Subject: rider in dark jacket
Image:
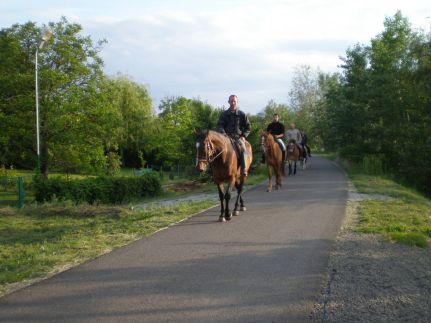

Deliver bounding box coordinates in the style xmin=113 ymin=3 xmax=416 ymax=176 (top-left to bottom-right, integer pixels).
xmin=266 ymin=113 xmax=286 ymax=163
xmin=301 ymin=131 xmax=312 ymax=157
xmin=216 ymin=94 xmax=251 ymax=176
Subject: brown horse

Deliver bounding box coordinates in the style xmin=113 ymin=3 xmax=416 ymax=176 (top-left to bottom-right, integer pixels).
xmin=195 ymin=130 xmax=253 ymax=222
xmin=286 ymin=139 xmax=300 ymax=175
xmin=261 ymin=131 xmax=285 ymax=192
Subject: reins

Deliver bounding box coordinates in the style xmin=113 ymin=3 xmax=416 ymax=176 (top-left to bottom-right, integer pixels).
xmin=208 ymin=147 xmax=225 ymax=163
xmin=197 ymin=133 xmax=227 ymax=164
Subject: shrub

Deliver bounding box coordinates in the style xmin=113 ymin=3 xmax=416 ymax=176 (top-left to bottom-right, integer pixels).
xmin=362 ymin=155 xmax=384 ymax=175
xmin=34 ymin=173 xmax=161 ymax=205
xmin=106 ymin=152 xmax=122 ymax=176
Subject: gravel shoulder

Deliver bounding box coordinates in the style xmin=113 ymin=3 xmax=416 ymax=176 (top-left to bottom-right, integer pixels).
xmin=312 ymin=182 xmax=431 ymax=322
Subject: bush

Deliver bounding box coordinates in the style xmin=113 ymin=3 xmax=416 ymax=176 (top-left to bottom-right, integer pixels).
xmin=106 ymin=152 xmax=122 ymax=176
xmin=34 ymin=173 xmax=161 ymax=205
xmin=362 ymin=155 xmax=384 ymax=175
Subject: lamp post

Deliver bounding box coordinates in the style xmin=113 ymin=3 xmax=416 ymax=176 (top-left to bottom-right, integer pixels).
xmin=35 ymin=28 xmax=52 ymax=174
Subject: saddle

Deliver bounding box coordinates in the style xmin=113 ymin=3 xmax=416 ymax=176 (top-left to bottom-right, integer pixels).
xmin=228 ymin=137 xmax=245 ymax=166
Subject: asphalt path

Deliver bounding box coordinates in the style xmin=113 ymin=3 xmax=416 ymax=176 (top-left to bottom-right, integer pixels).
xmin=0 ymin=156 xmax=348 ymax=322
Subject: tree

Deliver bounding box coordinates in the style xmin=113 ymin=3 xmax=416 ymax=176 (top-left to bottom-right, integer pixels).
xmin=0 ymin=17 xmax=120 ymax=177
xmin=106 ymin=75 xmax=155 ymax=168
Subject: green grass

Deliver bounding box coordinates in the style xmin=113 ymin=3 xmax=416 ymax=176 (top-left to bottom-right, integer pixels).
xmin=0 ymin=163 xmax=266 ymax=295
xmin=338 ymin=159 xmax=431 ymax=248
xmin=0 ymin=200 xmax=216 ymax=295
xmin=356 ymin=199 xmax=431 ymax=247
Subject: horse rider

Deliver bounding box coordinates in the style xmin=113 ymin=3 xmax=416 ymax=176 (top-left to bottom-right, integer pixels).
xmin=301 ymin=131 xmax=312 ymax=157
xmin=216 ymin=94 xmax=251 ymax=176
xmin=286 ymin=123 xmax=304 ymax=156
xmin=265 ymin=113 xmax=286 ymax=163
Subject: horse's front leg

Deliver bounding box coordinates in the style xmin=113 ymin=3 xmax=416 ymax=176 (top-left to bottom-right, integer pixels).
xmin=288 ymin=161 xmax=292 ymax=175
xmin=267 ymin=165 xmax=273 ymax=192
xmin=294 ymin=161 xmax=297 ymax=175
xmin=217 ymin=183 xmax=225 ymax=222
xmin=233 ymin=182 xmax=244 ymax=216
xmin=239 ymin=194 xmax=246 ymax=211
xmin=224 ymin=179 xmax=235 ymax=221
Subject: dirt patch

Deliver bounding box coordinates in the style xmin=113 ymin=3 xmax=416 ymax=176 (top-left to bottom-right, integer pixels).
xmin=171 ymin=181 xmax=206 ymax=192
xmin=312 ymin=183 xmax=431 ymax=322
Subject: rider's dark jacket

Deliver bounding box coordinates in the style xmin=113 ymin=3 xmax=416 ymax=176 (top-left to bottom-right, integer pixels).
xmin=302 ymin=133 xmax=308 ymax=145
xmin=267 ymin=121 xmax=285 ymax=137
xmin=216 ymin=108 xmax=251 ymax=138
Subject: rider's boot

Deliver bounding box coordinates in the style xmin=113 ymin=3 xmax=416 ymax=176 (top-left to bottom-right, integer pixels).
xmin=240 ymin=153 xmax=247 ymax=177
xmin=282 ymin=150 xmax=286 ymax=163
xmin=261 ymin=153 xmax=265 ymax=164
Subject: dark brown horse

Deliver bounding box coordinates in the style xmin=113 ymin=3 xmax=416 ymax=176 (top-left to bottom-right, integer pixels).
xmin=261 ymin=131 xmax=285 ymax=192
xmin=195 ymin=130 xmax=253 ymax=222
xmin=286 ymin=139 xmax=300 ymax=175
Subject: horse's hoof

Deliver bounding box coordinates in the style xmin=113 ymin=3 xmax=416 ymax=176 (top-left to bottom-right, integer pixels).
xmin=218 ymin=216 xmax=226 ymax=222
xmin=240 ymin=206 xmax=246 ymax=211
xmin=226 ymin=213 xmax=232 ymax=221
xmin=234 ymin=210 xmax=240 ymax=216
xmin=267 ymin=188 xmax=272 ymax=192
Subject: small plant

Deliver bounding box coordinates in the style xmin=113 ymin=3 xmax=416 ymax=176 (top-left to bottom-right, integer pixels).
xmin=106 ymin=152 xmax=122 ymax=176
xmin=362 ymin=155 xmax=384 ymax=175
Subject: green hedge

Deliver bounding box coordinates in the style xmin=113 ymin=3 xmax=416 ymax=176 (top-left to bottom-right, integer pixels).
xmin=34 ymin=173 xmax=161 ymax=204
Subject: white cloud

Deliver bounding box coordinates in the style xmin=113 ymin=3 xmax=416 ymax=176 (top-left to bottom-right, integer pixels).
xmin=1 ymin=0 xmax=430 ymax=112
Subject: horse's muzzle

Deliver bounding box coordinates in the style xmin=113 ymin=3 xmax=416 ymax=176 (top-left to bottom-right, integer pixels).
xmin=196 ymin=161 xmax=208 ymax=172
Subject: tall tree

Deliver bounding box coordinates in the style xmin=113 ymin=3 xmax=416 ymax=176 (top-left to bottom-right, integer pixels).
xmin=106 ymin=75 xmax=155 ymax=168
xmin=0 ymin=18 xmax=120 ymax=176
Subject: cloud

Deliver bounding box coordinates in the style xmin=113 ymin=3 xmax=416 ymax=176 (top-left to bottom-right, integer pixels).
xmin=2 ymin=0 xmax=430 ymax=113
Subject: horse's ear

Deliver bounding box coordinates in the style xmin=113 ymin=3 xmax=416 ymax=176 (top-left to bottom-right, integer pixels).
xmin=206 ymin=129 xmax=210 ymax=135
xmin=192 ymin=128 xmax=198 ymax=136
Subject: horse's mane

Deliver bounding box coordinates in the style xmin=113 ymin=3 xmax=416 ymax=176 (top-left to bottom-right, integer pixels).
xmin=263 ymin=131 xmax=275 ymax=156
xmin=207 ymin=130 xmax=229 ymax=144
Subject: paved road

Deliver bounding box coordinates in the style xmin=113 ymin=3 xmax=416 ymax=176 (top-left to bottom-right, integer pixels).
xmin=0 ymin=156 xmax=347 ymax=323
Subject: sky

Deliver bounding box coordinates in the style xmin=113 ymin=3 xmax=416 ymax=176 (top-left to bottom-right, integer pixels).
xmin=1 ymin=0 xmax=430 ymax=113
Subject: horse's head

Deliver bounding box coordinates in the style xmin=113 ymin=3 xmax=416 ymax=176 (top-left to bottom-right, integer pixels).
xmin=287 ymin=140 xmax=296 ymax=153
xmin=261 ymin=131 xmax=275 ymax=150
xmin=195 ymin=130 xmax=213 ymax=172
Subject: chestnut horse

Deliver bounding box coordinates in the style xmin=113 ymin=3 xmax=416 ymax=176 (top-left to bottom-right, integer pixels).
xmin=261 ymin=131 xmax=285 ymax=192
xmin=195 ymin=130 xmax=253 ymax=222
xmin=286 ymin=139 xmax=300 ymax=175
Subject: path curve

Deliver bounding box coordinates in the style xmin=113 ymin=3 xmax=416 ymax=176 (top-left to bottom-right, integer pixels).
xmin=0 ymin=156 xmax=347 ymax=322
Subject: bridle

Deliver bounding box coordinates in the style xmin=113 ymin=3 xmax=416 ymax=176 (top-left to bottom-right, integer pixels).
xmin=287 ymin=141 xmax=295 ymax=153
xmin=261 ymin=133 xmax=273 ymax=155
xmin=196 ymin=135 xmax=226 ymax=166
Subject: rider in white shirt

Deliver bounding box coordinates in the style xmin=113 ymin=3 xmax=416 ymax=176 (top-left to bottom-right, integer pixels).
xmin=286 ymin=123 xmax=304 ymax=155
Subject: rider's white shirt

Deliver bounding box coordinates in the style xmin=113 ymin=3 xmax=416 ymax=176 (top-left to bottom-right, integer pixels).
xmin=286 ymin=129 xmax=302 ymax=143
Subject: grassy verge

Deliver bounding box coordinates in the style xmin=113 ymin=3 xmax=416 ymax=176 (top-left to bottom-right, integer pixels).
xmin=340 ymin=162 xmax=431 ymax=248
xmin=0 ymin=200 xmax=216 ymax=296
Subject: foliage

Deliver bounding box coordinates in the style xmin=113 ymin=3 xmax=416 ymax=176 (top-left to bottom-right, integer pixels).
xmin=105 ymin=75 xmax=155 ymax=168
xmin=0 ymin=18 xmax=121 ymax=176
xmin=153 ymin=97 xmax=221 ymax=167
xmin=316 ymin=11 xmax=431 ymax=195
xmin=33 ymin=173 xmax=161 ymax=204
xmin=105 ymin=151 xmax=122 ymax=176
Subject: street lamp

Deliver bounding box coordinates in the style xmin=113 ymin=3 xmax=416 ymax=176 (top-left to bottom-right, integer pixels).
xmin=35 ymin=28 xmax=52 ymax=174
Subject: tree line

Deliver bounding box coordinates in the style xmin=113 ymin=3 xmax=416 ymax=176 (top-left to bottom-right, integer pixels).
xmin=312 ymin=11 xmax=431 ymax=195
xmin=1 ymin=13 xmax=429 ymax=195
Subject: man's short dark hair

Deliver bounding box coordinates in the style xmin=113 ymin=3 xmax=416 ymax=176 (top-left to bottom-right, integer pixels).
xmin=273 ymin=113 xmax=279 ymax=117
xmin=228 ymin=94 xmax=238 ymax=101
